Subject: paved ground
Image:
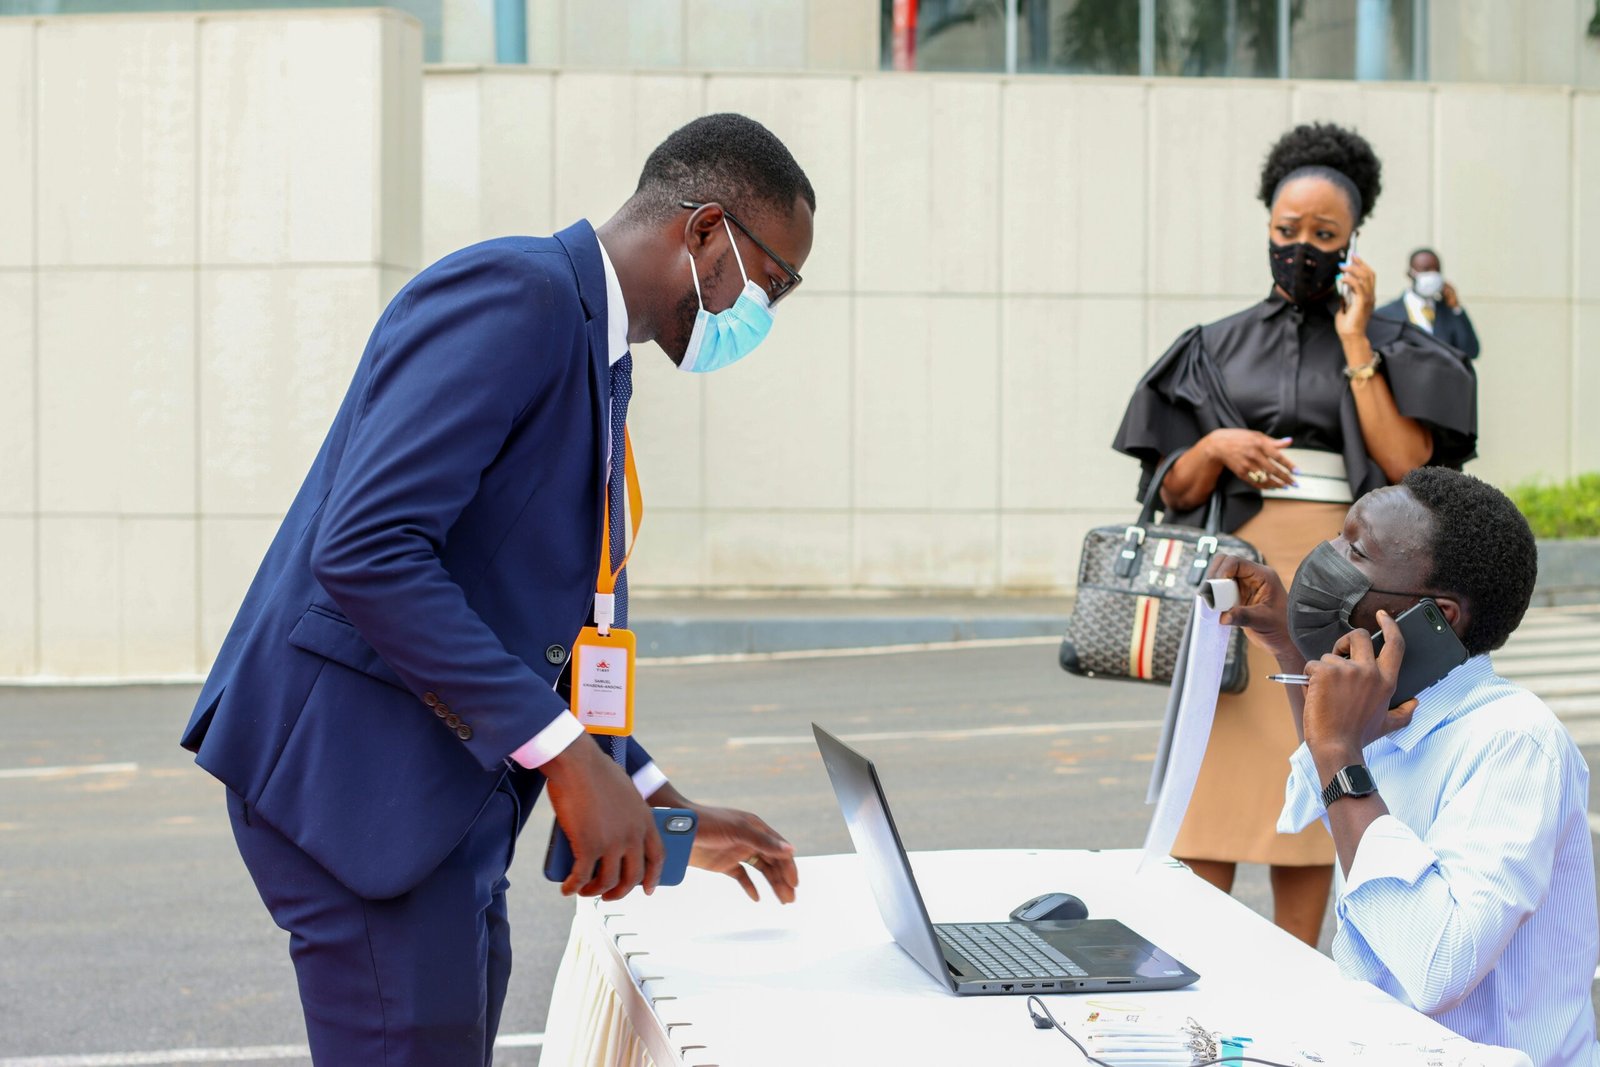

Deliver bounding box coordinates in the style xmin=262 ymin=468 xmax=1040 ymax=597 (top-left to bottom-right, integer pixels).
xmin=3 ymin=604 xmax=1599 ymax=1065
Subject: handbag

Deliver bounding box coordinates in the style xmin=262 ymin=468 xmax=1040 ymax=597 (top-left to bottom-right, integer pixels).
xmin=1058 ymin=449 xmax=1261 ymax=693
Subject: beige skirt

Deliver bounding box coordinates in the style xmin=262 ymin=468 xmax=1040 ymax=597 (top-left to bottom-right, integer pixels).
xmin=1169 ymin=499 xmax=1348 ymax=867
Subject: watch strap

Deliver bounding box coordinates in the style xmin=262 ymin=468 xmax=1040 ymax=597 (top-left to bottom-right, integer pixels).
xmin=1321 ymin=764 xmax=1376 ymax=808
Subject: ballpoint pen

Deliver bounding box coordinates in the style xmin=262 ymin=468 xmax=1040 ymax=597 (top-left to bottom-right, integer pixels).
xmin=1266 ymin=673 xmax=1310 ymax=685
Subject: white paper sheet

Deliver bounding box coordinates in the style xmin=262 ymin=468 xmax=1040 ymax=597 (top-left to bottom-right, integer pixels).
xmin=1140 ymin=593 xmax=1231 ymax=871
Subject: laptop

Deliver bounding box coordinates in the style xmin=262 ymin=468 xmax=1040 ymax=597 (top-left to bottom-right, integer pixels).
xmin=814 ymin=723 xmax=1200 ymax=996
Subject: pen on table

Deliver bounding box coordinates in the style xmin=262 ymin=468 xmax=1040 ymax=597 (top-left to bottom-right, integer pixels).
xmin=1267 ymin=673 xmax=1310 ymax=686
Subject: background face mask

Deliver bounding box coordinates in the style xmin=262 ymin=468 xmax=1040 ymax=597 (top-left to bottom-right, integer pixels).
xmin=679 ymin=218 xmax=774 ymax=374
xmin=1412 ymin=271 xmax=1445 ymax=299
xmin=1268 ymin=240 xmax=1344 ymax=305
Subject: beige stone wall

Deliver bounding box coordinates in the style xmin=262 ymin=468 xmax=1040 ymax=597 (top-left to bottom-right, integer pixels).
xmin=0 ymin=9 xmax=422 ymax=678
xmin=422 ymin=68 xmax=1600 ymax=597
xmin=1430 ymin=0 xmax=1600 ymax=88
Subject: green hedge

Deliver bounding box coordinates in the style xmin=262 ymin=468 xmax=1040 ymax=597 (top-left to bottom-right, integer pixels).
xmin=1510 ymin=474 xmax=1600 ymax=540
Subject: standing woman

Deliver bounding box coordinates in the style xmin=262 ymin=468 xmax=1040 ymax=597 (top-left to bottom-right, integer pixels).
xmin=1111 ymin=123 xmax=1476 ymax=945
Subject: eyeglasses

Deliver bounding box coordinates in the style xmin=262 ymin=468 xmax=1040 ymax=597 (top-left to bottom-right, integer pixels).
xmin=680 ymin=200 xmax=803 ymax=305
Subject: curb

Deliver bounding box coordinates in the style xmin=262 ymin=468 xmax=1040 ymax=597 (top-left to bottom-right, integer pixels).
xmin=632 ymin=615 xmax=1065 ymax=659
xmin=1534 ymin=539 xmax=1600 ymax=607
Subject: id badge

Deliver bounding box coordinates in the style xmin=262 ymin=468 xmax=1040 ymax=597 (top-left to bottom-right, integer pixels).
xmin=570 ymin=625 xmax=635 ymax=736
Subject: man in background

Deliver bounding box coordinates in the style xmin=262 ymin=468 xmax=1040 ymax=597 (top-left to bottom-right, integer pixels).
xmin=1375 ymin=247 xmax=1480 ymax=360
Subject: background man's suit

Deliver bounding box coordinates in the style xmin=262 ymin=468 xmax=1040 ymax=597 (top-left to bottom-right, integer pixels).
xmin=1375 ymin=293 xmax=1480 ymax=361
xmin=181 ymin=219 xmax=651 ymax=1063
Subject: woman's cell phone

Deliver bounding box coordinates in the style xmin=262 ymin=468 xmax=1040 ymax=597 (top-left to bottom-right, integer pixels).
xmin=1369 ymin=597 xmax=1468 ymax=706
xmin=543 ymin=807 xmax=698 ymax=887
xmin=1337 ymin=233 xmax=1358 ymax=307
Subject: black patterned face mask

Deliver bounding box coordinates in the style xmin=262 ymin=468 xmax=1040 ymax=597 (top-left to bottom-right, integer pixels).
xmin=1287 ymin=541 xmax=1431 ymax=662
xmin=1268 ymin=240 xmax=1344 ymax=306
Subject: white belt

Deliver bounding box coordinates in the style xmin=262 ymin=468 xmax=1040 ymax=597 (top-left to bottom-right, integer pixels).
xmin=1261 ymin=447 xmax=1352 ymax=504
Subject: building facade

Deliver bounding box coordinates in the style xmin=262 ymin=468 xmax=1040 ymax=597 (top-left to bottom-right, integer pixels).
xmin=2 ymin=4 xmax=1598 ymax=678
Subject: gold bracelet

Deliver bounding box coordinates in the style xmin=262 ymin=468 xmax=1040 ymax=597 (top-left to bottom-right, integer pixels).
xmin=1343 ymin=352 xmax=1384 ymax=383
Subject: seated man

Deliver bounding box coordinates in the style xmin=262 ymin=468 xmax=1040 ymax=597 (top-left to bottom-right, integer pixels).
xmin=1213 ymin=467 xmax=1598 ymax=1067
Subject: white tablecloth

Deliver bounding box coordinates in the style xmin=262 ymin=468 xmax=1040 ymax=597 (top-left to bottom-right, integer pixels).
xmin=541 ymin=849 xmax=1529 ymax=1067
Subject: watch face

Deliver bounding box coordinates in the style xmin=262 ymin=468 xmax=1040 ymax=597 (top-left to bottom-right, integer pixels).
xmin=1341 ymin=765 xmax=1377 ymax=795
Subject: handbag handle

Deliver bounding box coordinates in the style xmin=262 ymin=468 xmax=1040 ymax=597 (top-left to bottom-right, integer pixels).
xmin=1135 ymin=448 xmax=1189 ymax=528
xmin=1116 ymin=447 xmax=1225 ymax=584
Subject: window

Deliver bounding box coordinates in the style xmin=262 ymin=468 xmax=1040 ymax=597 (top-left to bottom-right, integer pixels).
xmin=881 ymin=0 xmax=1428 ymax=80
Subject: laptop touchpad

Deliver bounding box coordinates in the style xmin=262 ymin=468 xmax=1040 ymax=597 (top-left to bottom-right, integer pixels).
xmin=1074 ymin=943 xmax=1153 ymax=967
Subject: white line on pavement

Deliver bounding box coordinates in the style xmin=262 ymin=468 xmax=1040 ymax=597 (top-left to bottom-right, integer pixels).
xmin=0 ymin=1047 xmax=308 ymax=1066
xmin=0 ymin=1034 xmax=544 ymax=1067
xmin=728 ymin=719 xmax=1163 ymax=748
xmin=642 ymin=634 xmax=1060 ymax=667
xmin=0 ymin=762 xmax=138 ymax=782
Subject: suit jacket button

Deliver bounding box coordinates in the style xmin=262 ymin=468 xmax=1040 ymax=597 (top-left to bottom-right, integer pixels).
xmin=545 ymin=644 xmax=566 ymax=665
xmin=445 ymin=713 xmax=461 ymax=729
xmin=456 ymin=725 xmax=473 ymax=741
xmin=423 ymin=692 xmax=439 ymax=707
xmin=433 ymin=705 xmax=448 ymax=719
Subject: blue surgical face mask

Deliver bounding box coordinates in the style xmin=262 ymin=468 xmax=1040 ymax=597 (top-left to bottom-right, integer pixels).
xmin=678 ymin=219 xmax=774 ymax=374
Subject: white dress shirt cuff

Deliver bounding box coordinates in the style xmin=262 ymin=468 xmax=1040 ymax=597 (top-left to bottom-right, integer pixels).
xmin=632 ymin=761 xmax=668 ymax=800
xmin=1339 ymin=814 xmax=1437 ymax=902
xmin=510 ymin=712 xmax=585 ymax=769
xmin=1276 ymin=742 xmax=1327 ymax=833
xmin=510 ymin=717 xmax=667 ymax=799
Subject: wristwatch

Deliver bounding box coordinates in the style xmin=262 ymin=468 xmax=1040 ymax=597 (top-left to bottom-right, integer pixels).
xmin=1320 ymin=764 xmax=1377 ymax=808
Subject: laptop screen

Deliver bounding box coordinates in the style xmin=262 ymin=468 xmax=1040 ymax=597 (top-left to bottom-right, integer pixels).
xmin=813 ymin=724 xmax=954 ymax=990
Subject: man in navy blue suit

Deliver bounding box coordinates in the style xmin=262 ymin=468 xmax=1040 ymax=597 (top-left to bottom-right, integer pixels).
xmin=181 ymin=113 xmax=814 ymax=1065
xmin=1374 ymin=248 xmax=1480 ymax=361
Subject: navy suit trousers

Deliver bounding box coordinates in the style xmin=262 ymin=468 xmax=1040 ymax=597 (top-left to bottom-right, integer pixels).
xmin=228 ymin=781 xmax=520 ymax=1066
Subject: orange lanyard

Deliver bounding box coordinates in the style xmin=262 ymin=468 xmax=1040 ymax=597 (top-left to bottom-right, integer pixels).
xmin=594 ymin=428 xmax=643 ymax=636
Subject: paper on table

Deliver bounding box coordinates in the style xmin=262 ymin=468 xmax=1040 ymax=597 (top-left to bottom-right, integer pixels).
xmin=1140 ymin=593 xmax=1230 ymax=872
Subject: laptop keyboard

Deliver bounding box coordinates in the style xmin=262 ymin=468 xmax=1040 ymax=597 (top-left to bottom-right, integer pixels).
xmin=939 ymin=923 xmax=1089 ymax=980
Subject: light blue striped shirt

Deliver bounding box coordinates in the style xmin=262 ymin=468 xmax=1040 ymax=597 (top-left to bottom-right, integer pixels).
xmin=1278 ymin=655 xmax=1600 ymax=1067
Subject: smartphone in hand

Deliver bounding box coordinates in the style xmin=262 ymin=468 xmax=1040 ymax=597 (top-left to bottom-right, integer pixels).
xmin=1337 ymin=232 xmax=1359 ymax=307
xmin=1370 ymin=597 xmax=1468 ymax=706
xmin=543 ymin=807 xmax=698 ymax=887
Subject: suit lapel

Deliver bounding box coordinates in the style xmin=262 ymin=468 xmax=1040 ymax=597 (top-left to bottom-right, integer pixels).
xmin=555 ymin=219 xmax=613 ymax=570
xmin=587 ymin=315 xmax=609 ymax=531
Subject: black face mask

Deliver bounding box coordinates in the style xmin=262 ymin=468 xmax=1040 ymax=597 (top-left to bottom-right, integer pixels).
xmin=1287 ymin=541 xmax=1431 ymax=662
xmin=1268 ymin=240 xmax=1344 ymax=306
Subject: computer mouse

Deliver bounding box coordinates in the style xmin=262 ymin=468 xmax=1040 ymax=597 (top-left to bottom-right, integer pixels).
xmin=1010 ymin=891 xmax=1088 ymax=923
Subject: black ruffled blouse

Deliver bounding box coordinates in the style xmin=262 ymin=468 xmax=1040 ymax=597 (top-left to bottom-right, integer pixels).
xmin=1112 ymin=290 xmax=1478 ymax=533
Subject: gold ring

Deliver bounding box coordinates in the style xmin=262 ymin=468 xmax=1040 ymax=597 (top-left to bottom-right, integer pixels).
xmin=1247 ymin=470 xmax=1267 ymax=484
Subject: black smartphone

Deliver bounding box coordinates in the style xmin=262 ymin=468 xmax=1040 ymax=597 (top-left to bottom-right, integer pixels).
xmin=1369 ymin=597 xmax=1468 ymax=705
xmin=543 ymin=807 xmax=698 ymax=886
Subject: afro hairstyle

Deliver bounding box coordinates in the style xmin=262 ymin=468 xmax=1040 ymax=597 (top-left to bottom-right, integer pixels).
xmin=1259 ymin=121 xmax=1383 ymax=226
xmin=1402 ymin=467 xmax=1538 ymax=656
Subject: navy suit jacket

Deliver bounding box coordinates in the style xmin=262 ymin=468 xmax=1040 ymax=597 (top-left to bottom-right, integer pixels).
xmin=182 ymin=221 xmax=654 ymax=900
xmin=1375 ymin=293 xmax=1480 ymax=360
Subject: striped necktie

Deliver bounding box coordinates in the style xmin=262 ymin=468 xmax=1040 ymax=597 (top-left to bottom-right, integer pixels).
xmin=604 ymin=352 xmax=632 ymax=765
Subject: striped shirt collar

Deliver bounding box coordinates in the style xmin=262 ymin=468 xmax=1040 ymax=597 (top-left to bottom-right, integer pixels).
xmin=1382 ymin=653 xmax=1496 ymax=754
